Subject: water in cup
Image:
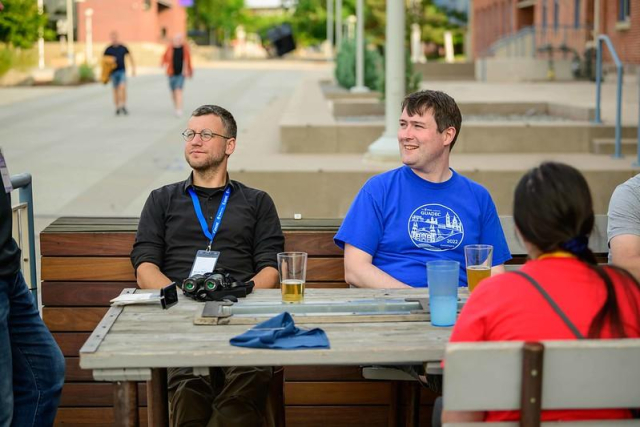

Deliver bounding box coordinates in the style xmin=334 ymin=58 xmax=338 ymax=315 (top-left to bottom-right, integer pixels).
xmin=281 ymin=279 xmax=305 ymax=303
xmin=427 ymin=260 xmax=459 ymax=327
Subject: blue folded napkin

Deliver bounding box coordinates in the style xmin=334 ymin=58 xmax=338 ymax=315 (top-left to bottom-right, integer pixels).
xmin=230 ymin=312 xmax=330 ymax=350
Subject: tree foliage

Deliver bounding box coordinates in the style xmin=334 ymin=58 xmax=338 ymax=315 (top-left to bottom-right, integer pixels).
xmin=0 ymin=0 xmax=47 ymax=48
xmin=188 ymin=0 xmax=246 ymax=45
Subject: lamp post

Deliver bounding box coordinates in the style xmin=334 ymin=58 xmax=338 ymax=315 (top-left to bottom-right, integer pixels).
xmin=326 ymin=0 xmax=334 ymax=59
xmin=350 ymin=0 xmax=368 ymax=93
xmin=366 ymin=0 xmax=405 ymax=159
xmin=335 ymin=0 xmax=342 ymax=50
xmin=37 ymin=0 xmax=44 ymax=69
xmin=66 ymin=0 xmax=75 ymax=65
xmin=85 ymin=8 xmax=93 ymax=64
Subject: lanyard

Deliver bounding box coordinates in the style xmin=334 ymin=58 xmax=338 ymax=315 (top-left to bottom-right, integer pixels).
xmin=188 ymin=186 xmax=231 ymax=251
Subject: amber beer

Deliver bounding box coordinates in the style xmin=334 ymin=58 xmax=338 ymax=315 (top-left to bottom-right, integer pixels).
xmin=281 ymin=279 xmax=305 ymax=303
xmin=466 ymin=266 xmax=491 ymax=292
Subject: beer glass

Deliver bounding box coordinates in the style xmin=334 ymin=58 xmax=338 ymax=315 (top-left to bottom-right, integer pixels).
xmin=277 ymin=252 xmax=307 ymax=303
xmin=464 ymin=244 xmax=493 ymax=292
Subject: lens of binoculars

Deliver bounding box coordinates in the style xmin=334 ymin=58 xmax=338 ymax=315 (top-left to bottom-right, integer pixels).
xmin=182 ymin=274 xmax=207 ymax=293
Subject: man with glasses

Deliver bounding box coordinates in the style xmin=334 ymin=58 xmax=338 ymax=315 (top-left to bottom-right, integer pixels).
xmin=131 ymin=105 xmax=284 ymax=426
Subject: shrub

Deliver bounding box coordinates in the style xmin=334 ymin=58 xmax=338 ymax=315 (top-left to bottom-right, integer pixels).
xmin=334 ymin=39 xmax=381 ymax=91
xmin=78 ymin=63 xmax=95 ymax=82
xmin=0 ymin=48 xmax=11 ymax=77
xmin=0 ymin=46 xmax=36 ymax=77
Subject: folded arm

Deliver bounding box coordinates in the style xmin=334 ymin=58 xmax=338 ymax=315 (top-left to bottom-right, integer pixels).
xmin=136 ymin=262 xmax=172 ymax=289
xmin=610 ymin=234 xmax=640 ymax=282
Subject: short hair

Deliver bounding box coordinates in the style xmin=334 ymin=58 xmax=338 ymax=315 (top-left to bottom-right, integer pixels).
xmin=191 ymin=105 xmax=237 ymax=139
xmin=401 ymin=90 xmax=462 ymax=150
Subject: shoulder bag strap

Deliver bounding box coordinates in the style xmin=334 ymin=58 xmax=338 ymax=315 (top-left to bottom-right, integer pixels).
xmin=512 ymin=270 xmax=585 ymax=339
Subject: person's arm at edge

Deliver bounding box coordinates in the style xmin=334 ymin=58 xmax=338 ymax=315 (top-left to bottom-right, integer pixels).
xmin=136 ymin=262 xmax=172 ymax=289
xmin=251 ymin=266 xmax=278 ymax=289
xmin=610 ymin=234 xmax=640 ymax=282
xmin=127 ymin=49 xmax=136 ymax=76
xmin=491 ymin=265 xmax=505 ymax=275
xmin=344 ymin=244 xmax=411 ymax=289
xmin=442 ymin=410 xmax=484 ymax=423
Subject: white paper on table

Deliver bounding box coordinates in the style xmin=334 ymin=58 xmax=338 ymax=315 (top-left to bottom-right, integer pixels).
xmin=110 ymin=293 xmax=161 ymax=306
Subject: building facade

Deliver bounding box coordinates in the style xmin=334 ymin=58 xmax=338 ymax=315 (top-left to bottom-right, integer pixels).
xmin=473 ymin=0 xmax=638 ymax=64
xmin=75 ymin=0 xmax=187 ymax=44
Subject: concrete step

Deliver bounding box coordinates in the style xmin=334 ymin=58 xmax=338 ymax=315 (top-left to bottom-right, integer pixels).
xmin=414 ymin=62 xmax=475 ymax=81
xmin=229 ymin=153 xmax=640 ymax=218
xmin=592 ymin=138 xmax=640 ymax=155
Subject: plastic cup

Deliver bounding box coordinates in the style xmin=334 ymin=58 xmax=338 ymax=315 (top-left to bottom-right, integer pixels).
xmin=464 ymin=244 xmax=493 ymax=292
xmin=427 ymin=260 xmax=460 ymax=327
xmin=277 ymin=252 xmax=307 ymax=303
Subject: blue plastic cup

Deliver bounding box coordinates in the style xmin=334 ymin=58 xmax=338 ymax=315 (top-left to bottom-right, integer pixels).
xmin=427 ymin=260 xmax=460 ymax=327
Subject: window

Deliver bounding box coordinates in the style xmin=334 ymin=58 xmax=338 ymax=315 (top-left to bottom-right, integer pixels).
xmin=542 ymin=0 xmax=547 ymax=29
xmin=619 ymin=0 xmax=631 ymax=22
xmin=574 ymin=0 xmax=580 ymax=29
xmin=553 ymin=0 xmax=559 ymax=31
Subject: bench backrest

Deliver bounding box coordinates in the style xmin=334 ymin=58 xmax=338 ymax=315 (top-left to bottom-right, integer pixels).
xmin=443 ymin=340 xmax=640 ymax=413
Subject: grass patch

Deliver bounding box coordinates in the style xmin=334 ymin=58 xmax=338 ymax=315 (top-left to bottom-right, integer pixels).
xmin=0 ymin=45 xmax=37 ymax=77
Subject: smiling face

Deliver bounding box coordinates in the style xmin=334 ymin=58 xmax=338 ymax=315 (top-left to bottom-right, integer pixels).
xmin=398 ymin=107 xmax=456 ymax=174
xmin=184 ymin=114 xmax=235 ymax=173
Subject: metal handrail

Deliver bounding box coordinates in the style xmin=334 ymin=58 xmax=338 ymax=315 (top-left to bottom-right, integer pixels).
xmin=10 ymin=173 xmax=37 ymax=304
xmin=593 ymin=35 xmax=623 ymax=159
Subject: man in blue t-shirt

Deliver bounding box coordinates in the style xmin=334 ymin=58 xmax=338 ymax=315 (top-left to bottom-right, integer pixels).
xmin=334 ymin=90 xmax=511 ymax=288
xmin=104 ymin=31 xmax=136 ymax=116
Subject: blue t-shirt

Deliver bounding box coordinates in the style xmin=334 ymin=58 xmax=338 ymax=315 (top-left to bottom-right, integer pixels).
xmin=334 ymin=166 xmax=512 ymax=287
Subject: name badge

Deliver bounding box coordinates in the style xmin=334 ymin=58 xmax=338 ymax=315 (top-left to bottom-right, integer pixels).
xmin=189 ymin=250 xmax=220 ymax=277
xmin=0 ymin=148 xmax=12 ymax=193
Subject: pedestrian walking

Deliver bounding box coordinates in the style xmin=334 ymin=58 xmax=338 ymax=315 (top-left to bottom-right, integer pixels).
xmin=104 ymin=31 xmax=136 ymax=116
xmin=161 ymin=34 xmax=193 ymax=117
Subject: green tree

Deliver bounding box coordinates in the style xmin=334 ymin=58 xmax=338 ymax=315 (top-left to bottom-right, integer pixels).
xmin=189 ymin=0 xmax=246 ymax=45
xmin=0 ymin=0 xmax=47 ymax=48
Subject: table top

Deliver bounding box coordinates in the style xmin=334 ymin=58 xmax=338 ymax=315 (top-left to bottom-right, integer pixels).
xmin=79 ymin=288 xmax=456 ymax=375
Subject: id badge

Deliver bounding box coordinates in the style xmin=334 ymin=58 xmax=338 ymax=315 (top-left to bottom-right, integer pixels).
xmin=189 ymin=250 xmax=220 ymax=277
xmin=0 ymin=148 xmax=12 ymax=194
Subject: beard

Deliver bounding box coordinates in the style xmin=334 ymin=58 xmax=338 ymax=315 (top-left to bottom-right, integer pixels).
xmin=185 ymin=151 xmax=226 ymax=172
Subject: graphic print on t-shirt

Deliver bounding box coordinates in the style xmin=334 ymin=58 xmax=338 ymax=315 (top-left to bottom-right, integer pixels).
xmin=408 ymin=203 xmax=464 ymax=252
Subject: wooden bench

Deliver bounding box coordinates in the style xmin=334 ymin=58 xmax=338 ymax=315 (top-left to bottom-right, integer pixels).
xmin=442 ymin=340 xmax=640 ymax=426
xmin=41 ymin=216 xmax=610 ymax=426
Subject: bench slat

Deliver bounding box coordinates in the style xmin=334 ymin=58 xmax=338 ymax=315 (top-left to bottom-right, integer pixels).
xmin=443 ymin=340 xmax=640 ymax=411
xmin=41 ymin=257 xmax=344 ymax=282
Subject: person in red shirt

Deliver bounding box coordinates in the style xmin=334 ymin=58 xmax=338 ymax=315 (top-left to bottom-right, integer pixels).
xmin=442 ymin=162 xmax=640 ymax=424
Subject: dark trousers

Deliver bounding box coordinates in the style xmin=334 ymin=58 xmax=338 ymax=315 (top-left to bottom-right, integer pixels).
xmin=0 ymin=271 xmax=65 ymax=427
xmin=168 ymin=366 xmax=274 ymax=427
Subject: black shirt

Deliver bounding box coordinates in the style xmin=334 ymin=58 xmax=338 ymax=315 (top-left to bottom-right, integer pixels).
xmin=172 ymin=47 xmax=184 ymax=76
xmin=131 ymin=175 xmax=284 ymax=285
xmin=0 ymin=191 xmax=20 ymax=278
xmin=104 ymin=44 xmax=129 ymax=71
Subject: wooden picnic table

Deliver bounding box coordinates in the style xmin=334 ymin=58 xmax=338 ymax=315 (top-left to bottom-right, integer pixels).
xmin=79 ymin=287 xmax=458 ymax=427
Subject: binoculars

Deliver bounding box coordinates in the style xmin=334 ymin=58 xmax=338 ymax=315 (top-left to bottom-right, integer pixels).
xmin=181 ymin=269 xmax=254 ymax=302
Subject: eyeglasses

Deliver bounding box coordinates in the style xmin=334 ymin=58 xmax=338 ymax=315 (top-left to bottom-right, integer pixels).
xmin=182 ymin=129 xmax=231 ymax=142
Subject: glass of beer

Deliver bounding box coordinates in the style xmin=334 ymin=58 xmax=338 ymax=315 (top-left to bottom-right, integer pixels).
xmin=277 ymin=252 xmax=307 ymax=303
xmin=464 ymin=244 xmax=493 ymax=292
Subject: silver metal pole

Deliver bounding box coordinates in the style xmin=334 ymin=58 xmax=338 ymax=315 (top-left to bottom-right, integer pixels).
xmin=335 ymin=0 xmax=342 ymax=49
xmin=85 ymin=8 xmax=93 ymax=64
xmin=66 ymin=0 xmax=75 ymax=65
xmin=37 ymin=0 xmax=45 ymax=69
xmin=351 ymin=0 xmax=368 ymax=93
xmin=366 ymin=0 xmax=406 ymax=159
xmin=327 ymin=0 xmax=334 ymax=58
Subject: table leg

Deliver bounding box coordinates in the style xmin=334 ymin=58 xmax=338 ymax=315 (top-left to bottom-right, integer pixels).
xmin=114 ymin=381 xmax=139 ymax=427
xmin=147 ymin=368 xmax=169 ymax=427
xmin=406 ymin=383 xmax=420 ymax=427
xmin=387 ymin=381 xmax=399 ymax=427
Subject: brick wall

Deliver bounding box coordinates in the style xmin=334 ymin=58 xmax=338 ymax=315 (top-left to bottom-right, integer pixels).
xmin=600 ymin=0 xmax=640 ymax=64
xmin=76 ymin=0 xmax=186 ymax=44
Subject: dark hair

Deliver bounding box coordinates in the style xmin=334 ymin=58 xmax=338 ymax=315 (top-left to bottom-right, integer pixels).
xmin=191 ymin=105 xmax=237 ymax=139
xmin=514 ymin=162 xmax=640 ymax=338
xmin=401 ymin=90 xmax=462 ymax=150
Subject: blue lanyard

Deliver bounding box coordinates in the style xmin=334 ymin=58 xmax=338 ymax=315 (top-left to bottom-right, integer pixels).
xmin=188 ymin=186 xmax=231 ymax=251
